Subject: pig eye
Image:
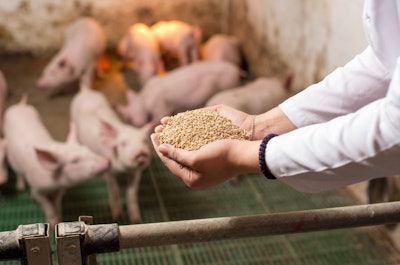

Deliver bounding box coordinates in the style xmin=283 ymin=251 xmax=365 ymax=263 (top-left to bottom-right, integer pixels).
xmin=59 ymin=59 xmax=66 ymax=68
xmin=71 ymin=158 xmax=80 ymax=164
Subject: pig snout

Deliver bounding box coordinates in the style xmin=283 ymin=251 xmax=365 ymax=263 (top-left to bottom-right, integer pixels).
xmin=133 ymin=149 xmax=151 ymax=167
xmin=36 ymin=77 xmax=48 ymax=88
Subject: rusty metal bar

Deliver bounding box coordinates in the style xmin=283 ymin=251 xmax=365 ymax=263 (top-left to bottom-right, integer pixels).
xmin=119 ymin=201 xmax=400 ymax=248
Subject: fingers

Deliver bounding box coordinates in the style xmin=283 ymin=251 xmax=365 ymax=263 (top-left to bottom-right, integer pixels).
xmin=150 ymin=133 xmax=202 ymax=188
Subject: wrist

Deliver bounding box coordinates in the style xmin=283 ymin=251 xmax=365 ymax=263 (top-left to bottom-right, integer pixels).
xmin=252 ymin=107 xmax=296 ymax=139
xmin=229 ymin=140 xmax=261 ymax=175
xmin=258 ymin=134 xmax=278 ymax=179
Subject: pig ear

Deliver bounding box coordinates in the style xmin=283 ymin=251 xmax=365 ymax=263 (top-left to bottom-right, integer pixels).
xmin=99 ymin=119 xmax=118 ymax=148
xmin=66 ymin=122 xmax=78 ymax=144
xmin=141 ymin=121 xmax=156 ymax=135
xmin=34 ymin=147 xmax=60 ymax=172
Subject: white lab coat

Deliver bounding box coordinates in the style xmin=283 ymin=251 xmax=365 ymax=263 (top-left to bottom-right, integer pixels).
xmin=267 ymin=0 xmax=400 ymax=192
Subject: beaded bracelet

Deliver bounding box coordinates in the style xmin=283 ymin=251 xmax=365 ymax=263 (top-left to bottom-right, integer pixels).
xmin=258 ymin=133 xmax=278 ymax=179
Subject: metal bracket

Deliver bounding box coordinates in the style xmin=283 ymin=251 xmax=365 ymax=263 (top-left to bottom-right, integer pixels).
xmin=55 ymin=216 xmax=119 ymax=265
xmin=0 ymin=223 xmax=52 ymax=265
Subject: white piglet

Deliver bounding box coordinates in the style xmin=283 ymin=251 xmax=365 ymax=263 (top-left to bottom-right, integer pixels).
xmin=117 ymin=60 xmax=242 ymax=127
xmin=37 ymin=17 xmax=106 ymax=90
xmin=118 ymin=23 xmax=164 ymax=86
xmin=4 ymin=96 xmax=110 ymax=227
xmin=201 ymin=34 xmax=243 ymax=68
xmin=70 ymin=87 xmax=151 ymax=223
xmin=151 ymin=20 xmax=201 ymax=66
xmin=206 ymin=76 xmax=291 ymax=115
xmin=0 ymin=70 xmax=8 ymax=185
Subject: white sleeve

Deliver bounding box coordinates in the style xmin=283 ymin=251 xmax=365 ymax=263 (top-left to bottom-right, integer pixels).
xmin=279 ymin=47 xmax=391 ymax=128
xmin=266 ymin=57 xmax=400 ymax=193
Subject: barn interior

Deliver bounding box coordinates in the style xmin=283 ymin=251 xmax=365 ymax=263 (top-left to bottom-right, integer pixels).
xmin=0 ymin=0 xmax=400 ymax=264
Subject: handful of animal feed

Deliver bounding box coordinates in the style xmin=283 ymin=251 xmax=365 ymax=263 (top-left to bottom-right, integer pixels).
xmin=158 ymin=109 xmax=250 ymax=151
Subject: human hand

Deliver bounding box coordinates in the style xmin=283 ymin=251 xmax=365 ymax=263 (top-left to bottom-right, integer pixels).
xmin=151 ymin=133 xmax=261 ymax=189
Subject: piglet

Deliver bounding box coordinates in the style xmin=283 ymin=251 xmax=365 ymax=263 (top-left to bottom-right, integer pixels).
xmin=4 ymin=96 xmax=110 ymax=227
xmin=0 ymin=70 xmax=8 ymax=185
xmin=118 ymin=23 xmax=164 ymax=86
xmin=201 ymin=34 xmax=243 ymax=68
xmin=116 ymin=60 xmax=242 ymax=127
xmin=150 ymin=20 xmax=201 ymax=67
xmin=206 ymin=76 xmax=291 ymax=115
xmin=37 ymin=17 xmax=106 ymax=90
xmin=70 ymin=86 xmax=151 ymax=223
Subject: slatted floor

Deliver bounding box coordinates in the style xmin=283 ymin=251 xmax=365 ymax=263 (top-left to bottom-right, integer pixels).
xmin=1 ymin=157 xmax=399 ymax=265
xmin=0 ymin=53 xmax=399 ymax=264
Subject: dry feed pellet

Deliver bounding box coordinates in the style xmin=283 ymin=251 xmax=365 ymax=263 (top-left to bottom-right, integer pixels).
xmin=159 ymin=109 xmax=250 ymax=150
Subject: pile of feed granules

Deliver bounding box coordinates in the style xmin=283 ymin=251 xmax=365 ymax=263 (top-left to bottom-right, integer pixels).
xmin=159 ymin=109 xmax=250 ymax=151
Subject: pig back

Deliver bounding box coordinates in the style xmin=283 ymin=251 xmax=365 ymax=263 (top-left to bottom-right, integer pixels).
xmin=206 ymin=77 xmax=290 ymax=115
xmin=4 ymin=103 xmax=54 ymax=186
xmin=65 ymin=17 xmax=106 ymax=60
xmin=70 ymin=89 xmax=123 ymax=158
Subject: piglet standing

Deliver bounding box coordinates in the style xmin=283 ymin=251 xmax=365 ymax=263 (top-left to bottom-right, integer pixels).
xmin=206 ymin=76 xmax=291 ymax=115
xmin=201 ymin=34 xmax=243 ymax=68
xmin=37 ymin=17 xmax=106 ymax=90
xmin=150 ymin=20 xmax=201 ymax=66
xmin=0 ymin=70 xmax=8 ymax=185
xmin=118 ymin=23 xmax=164 ymax=86
xmin=70 ymin=86 xmax=151 ymax=223
xmin=4 ymin=96 xmax=110 ymax=227
xmin=116 ymin=60 xmax=242 ymax=127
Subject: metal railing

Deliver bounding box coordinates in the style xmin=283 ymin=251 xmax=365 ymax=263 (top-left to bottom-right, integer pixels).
xmin=1 ymin=201 xmax=400 ymax=265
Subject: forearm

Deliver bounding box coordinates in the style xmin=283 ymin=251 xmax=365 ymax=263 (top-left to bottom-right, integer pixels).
xmin=280 ymin=47 xmax=390 ymax=128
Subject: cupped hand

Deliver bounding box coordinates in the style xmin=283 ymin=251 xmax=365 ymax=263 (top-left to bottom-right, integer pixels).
xmin=151 ymin=133 xmax=261 ymax=189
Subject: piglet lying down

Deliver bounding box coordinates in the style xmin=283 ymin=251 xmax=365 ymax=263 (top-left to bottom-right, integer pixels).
xmin=4 ymin=96 xmax=110 ymax=227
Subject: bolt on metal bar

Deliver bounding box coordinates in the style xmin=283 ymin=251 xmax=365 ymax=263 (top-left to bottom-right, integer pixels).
xmin=119 ymin=201 xmax=400 ymax=248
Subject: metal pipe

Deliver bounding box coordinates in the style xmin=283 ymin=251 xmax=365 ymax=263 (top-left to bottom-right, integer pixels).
xmin=0 ymin=230 xmax=20 ymax=260
xmin=119 ymin=201 xmax=400 ymax=248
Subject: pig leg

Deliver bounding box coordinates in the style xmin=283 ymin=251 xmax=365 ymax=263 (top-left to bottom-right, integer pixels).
xmin=126 ymin=169 xmax=142 ymax=224
xmin=31 ymin=190 xmax=60 ymax=228
xmin=189 ymin=45 xmax=199 ymax=64
xmin=104 ymin=172 xmax=122 ymax=220
xmin=53 ymin=189 xmax=66 ymax=223
xmin=178 ymin=46 xmax=190 ymax=66
xmin=80 ymin=62 xmax=95 ymax=89
xmin=16 ymin=174 xmax=26 ymax=191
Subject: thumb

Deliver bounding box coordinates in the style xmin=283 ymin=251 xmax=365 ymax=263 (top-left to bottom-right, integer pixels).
xmin=158 ymin=144 xmax=190 ymax=166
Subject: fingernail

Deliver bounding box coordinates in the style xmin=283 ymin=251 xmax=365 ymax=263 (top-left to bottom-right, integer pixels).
xmin=158 ymin=144 xmax=169 ymax=155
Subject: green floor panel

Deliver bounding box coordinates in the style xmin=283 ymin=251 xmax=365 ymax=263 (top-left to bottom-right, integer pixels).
xmin=1 ymin=157 xmax=400 ymax=264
